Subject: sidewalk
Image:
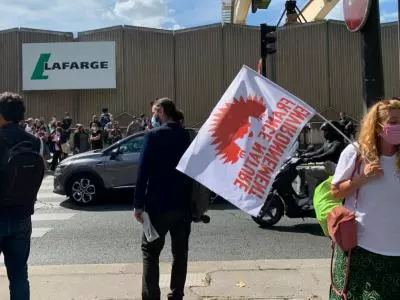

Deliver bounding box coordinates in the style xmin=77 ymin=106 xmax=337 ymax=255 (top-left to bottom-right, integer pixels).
xmin=0 ymin=259 xmax=330 ymax=300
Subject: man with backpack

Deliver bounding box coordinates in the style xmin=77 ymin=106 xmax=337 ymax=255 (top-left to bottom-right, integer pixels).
xmin=0 ymin=92 xmax=45 ymax=300
xmin=100 ymin=107 xmax=112 ymax=129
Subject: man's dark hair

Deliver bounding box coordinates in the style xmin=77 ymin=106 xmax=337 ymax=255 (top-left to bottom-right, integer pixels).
xmin=156 ymin=98 xmax=177 ymax=119
xmin=0 ymin=92 xmax=25 ymax=123
xmin=173 ymin=109 xmax=184 ymax=124
xmin=102 ymin=108 xmax=108 ymax=113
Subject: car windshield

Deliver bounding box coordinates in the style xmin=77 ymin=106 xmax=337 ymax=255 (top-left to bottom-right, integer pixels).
xmin=103 ymin=134 xmax=143 ymax=153
xmin=102 ymin=128 xmax=197 ymax=154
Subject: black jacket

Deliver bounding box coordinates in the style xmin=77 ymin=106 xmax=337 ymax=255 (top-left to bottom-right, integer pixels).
xmin=0 ymin=123 xmax=41 ymax=219
xmin=134 ymin=122 xmax=191 ymax=214
xmin=303 ymin=140 xmax=346 ymax=164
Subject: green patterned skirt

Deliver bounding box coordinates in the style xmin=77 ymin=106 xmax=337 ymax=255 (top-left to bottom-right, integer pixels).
xmin=330 ymin=246 xmax=400 ymax=300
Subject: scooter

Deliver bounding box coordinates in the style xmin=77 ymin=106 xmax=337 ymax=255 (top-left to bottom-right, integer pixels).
xmin=251 ymin=156 xmax=331 ymax=227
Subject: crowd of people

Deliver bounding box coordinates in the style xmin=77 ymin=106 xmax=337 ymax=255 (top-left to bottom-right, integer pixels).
xmin=19 ymin=99 xmax=185 ymax=172
xmin=20 ymin=108 xmax=130 ymax=171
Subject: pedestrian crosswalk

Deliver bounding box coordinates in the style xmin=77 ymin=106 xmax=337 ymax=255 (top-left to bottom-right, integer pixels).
xmin=0 ymin=175 xmax=76 ymax=265
xmin=33 ymin=175 xmax=76 ymax=237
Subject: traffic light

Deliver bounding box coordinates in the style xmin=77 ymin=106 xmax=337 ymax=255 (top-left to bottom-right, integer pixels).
xmin=260 ymin=23 xmax=277 ymax=57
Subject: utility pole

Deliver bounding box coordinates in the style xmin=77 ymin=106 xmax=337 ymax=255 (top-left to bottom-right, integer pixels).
xmin=360 ymin=0 xmax=384 ymax=108
xmin=344 ymin=0 xmax=384 ymax=109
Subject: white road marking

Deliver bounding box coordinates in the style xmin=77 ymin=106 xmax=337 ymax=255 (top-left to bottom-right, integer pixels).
xmin=32 ymin=213 xmax=76 ymax=222
xmin=31 ymin=227 xmax=53 ymax=238
xmin=36 ymin=176 xmax=67 ymax=202
xmin=37 ymin=193 xmax=66 ymax=200
xmin=34 ymin=202 xmax=61 ymax=209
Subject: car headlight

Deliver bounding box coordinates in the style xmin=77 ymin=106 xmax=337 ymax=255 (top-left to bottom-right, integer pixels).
xmin=56 ymin=162 xmax=71 ymax=170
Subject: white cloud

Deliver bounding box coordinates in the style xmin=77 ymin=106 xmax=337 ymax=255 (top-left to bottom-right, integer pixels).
xmin=107 ymin=0 xmax=180 ymax=28
xmin=326 ymin=0 xmax=344 ymax=20
xmin=0 ymin=0 xmax=182 ymax=32
xmin=171 ymin=24 xmax=185 ymax=30
xmin=326 ymin=0 xmax=397 ymax=21
xmin=381 ymin=11 xmax=398 ymax=22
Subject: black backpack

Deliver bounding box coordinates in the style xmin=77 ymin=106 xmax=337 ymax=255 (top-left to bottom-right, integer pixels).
xmin=100 ymin=113 xmax=110 ymax=128
xmin=0 ymin=140 xmax=45 ymax=207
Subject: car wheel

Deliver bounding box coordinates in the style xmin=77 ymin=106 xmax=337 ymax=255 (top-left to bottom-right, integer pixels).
xmin=67 ymin=174 xmax=102 ymax=205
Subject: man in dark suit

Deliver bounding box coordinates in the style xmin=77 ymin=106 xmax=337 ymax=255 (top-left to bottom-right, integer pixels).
xmin=134 ymin=98 xmax=192 ymax=300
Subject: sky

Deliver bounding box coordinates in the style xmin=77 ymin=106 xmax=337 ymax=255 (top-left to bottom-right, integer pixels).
xmin=0 ymin=0 xmax=397 ymax=33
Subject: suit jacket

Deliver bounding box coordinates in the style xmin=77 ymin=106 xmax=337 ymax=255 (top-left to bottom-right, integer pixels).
xmin=134 ymin=122 xmax=191 ymax=214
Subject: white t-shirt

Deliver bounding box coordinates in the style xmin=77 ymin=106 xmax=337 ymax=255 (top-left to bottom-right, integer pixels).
xmin=333 ymin=144 xmax=400 ymax=256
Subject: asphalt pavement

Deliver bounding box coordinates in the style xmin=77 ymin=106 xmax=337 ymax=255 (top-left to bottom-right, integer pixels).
xmin=1 ymin=175 xmax=332 ymax=266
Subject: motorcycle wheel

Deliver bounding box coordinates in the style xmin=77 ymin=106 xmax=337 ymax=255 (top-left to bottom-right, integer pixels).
xmin=252 ymin=194 xmax=284 ymax=227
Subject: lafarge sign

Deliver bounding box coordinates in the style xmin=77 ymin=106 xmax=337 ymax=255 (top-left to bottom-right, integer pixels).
xmin=23 ymin=42 xmax=116 ymax=90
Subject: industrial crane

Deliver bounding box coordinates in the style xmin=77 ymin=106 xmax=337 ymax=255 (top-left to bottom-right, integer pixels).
xmin=223 ymin=0 xmax=341 ymax=25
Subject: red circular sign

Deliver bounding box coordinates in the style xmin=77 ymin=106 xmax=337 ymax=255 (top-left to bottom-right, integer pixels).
xmin=343 ymin=0 xmax=372 ymax=32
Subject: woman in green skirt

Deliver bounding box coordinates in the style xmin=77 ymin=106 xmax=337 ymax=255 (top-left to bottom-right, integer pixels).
xmin=330 ymin=99 xmax=400 ymax=299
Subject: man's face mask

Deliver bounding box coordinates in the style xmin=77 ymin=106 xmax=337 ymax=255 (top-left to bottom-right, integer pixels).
xmin=151 ymin=114 xmax=161 ymax=127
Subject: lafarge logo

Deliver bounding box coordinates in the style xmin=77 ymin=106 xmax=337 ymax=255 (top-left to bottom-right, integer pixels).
xmin=23 ymin=42 xmax=116 ymax=90
xmin=31 ymin=53 xmax=110 ymax=80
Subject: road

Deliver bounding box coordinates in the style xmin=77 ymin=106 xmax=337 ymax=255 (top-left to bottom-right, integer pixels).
xmin=1 ymin=175 xmax=331 ymax=266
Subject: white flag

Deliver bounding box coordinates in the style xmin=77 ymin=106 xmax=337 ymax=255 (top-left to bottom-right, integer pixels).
xmin=177 ymin=66 xmax=316 ymax=216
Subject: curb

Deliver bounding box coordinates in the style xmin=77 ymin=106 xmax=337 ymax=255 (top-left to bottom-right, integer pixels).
xmin=0 ymin=259 xmax=331 ymax=277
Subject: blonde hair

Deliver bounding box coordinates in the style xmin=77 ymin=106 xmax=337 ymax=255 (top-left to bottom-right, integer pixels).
xmin=358 ymin=99 xmax=400 ymax=169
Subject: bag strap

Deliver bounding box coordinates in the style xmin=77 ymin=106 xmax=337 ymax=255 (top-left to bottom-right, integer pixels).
xmin=350 ymin=154 xmax=362 ymax=210
xmin=329 ymin=155 xmax=361 ymax=299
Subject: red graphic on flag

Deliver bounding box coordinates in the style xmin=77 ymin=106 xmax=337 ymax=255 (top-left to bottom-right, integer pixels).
xmin=209 ymin=96 xmax=266 ymax=164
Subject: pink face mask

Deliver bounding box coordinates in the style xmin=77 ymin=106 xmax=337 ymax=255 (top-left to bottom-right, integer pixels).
xmin=381 ymin=124 xmax=400 ymax=145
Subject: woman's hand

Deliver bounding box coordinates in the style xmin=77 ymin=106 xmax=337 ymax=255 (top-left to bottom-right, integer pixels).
xmin=331 ymin=162 xmax=383 ymax=199
xmin=362 ymin=162 xmax=384 ymax=181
